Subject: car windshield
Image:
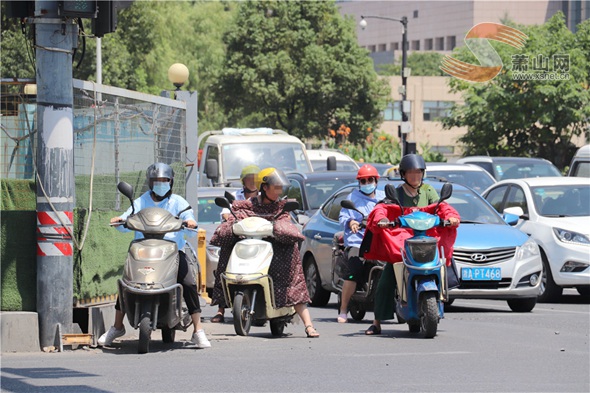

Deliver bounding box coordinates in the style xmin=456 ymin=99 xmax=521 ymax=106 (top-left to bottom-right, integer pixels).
xmin=222 ymin=143 xmax=311 ymax=180
xmin=426 ymin=170 xmax=495 ymax=194
xmin=446 ymin=189 xmax=505 ymax=224
xmin=496 ymin=160 xmax=561 ymax=180
xmin=198 ymin=196 xmax=223 ymax=224
xmin=532 ymin=184 xmax=590 ymax=217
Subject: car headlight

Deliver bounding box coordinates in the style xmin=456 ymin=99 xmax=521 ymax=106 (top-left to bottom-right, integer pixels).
xmin=516 ymin=238 xmax=540 ymax=259
xmin=553 ymin=228 xmax=590 ymax=246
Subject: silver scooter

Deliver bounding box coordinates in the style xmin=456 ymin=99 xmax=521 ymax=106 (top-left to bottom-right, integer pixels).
xmin=113 ymin=181 xmax=195 ymax=354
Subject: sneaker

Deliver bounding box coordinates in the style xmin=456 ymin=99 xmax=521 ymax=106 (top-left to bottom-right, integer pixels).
xmin=191 ymin=329 xmax=211 ymax=348
xmin=98 ymin=326 xmax=126 ymax=346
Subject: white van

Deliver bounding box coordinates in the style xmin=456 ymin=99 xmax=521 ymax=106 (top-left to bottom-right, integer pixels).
xmin=567 ymin=145 xmax=590 ymax=177
xmin=197 ymin=128 xmax=313 ymax=187
xmin=306 ymin=149 xmax=359 ymax=172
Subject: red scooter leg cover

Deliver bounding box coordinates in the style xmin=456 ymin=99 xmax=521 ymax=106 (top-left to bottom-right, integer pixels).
xmin=363 ymin=202 xmax=460 ymax=265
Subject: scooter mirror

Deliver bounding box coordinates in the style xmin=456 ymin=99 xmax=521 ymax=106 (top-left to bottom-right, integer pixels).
xmin=215 ymin=197 xmax=231 ymax=209
xmin=384 ymin=184 xmax=400 ymax=204
xmin=117 ymin=181 xmax=134 ymax=200
xmin=224 ymin=191 xmax=236 ymax=204
xmin=340 ymin=199 xmax=365 ymax=218
xmin=440 ymin=182 xmax=453 ymax=201
xmin=283 ymin=200 xmax=299 ymax=212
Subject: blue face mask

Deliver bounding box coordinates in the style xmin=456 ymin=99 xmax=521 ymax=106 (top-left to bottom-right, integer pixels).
xmin=152 ymin=181 xmax=171 ymax=197
xmin=360 ymin=184 xmax=376 ymax=195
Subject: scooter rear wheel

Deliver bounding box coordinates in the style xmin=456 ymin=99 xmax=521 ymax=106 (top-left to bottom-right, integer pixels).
xmin=233 ymin=291 xmax=253 ymax=336
xmin=270 ymin=319 xmax=285 ymax=336
xmin=161 ymin=327 xmax=175 ymax=343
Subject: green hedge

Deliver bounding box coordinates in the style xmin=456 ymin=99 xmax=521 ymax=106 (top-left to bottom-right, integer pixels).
xmin=1 ymin=178 xmax=135 ymax=311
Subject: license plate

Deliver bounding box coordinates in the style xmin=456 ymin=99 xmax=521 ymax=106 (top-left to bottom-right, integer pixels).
xmin=461 ymin=267 xmax=501 ymax=281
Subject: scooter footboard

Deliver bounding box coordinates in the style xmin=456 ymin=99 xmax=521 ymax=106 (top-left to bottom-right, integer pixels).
xmin=118 ymin=279 xmax=183 ymax=329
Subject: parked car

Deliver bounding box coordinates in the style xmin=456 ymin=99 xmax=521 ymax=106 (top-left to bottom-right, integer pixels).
xmin=457 ymin=156 xmax=561 ymax=181
xmin=197 ymin=187 xmax=239 ymax=289
xmin=567 ymin=145 xmax=590 ymax=177
xmin=417 ymin=162 xmax=496 ymax=194
xmin=307 ymin=149 xmax=359 ymax=172
xmin=285 ymin=171 xmax=358 ymax=225
xmin=300 ymin=180 xmax=542 ymax=312
xmin=482 ymin=177 xmax=590 ymax=301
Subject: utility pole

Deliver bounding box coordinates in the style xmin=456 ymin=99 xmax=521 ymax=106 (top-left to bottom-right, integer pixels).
xmin=33 ymin=1 xmax=78 ymax=348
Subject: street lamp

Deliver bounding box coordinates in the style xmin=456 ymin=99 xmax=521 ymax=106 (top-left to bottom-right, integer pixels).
xmin=360 ymin=15 xmax=411 ymax=157
xmin=168 ymin=63 xmax=190 ymax=91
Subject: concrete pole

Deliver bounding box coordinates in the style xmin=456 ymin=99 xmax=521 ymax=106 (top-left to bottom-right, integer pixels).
xmin=33 ymin=1 xmax=77 ymax=348
xmin=400 ymin=17 xmax=408 ymax=157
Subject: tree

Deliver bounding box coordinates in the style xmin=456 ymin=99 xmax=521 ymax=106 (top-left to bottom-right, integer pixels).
xmin=214 ymin=0 xmax=389 ymax=143
xmin=377 ymin=52 xmax=445 ymax=76
xmin=443 ymin=13 xmax=590 ymax=169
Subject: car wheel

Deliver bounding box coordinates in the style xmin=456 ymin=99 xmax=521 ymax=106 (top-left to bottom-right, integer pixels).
xmin=507 ymin=297 xmax=537 ymax=312
xmin=538 ymin=252 xmax=562 ymax=303
xmin=303 ymin=255 xmax=331 ymax=307
xmin=576 ymin=286 xmax=590 ymax=297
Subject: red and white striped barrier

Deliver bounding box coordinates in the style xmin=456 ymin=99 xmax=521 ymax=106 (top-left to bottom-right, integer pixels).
xmin=37 ymin=211 xmax=73 ymax=256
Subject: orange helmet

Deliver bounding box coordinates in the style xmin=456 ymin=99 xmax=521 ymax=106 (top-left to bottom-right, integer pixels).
xmin=356 ymin=164 xmax=380 ymax=180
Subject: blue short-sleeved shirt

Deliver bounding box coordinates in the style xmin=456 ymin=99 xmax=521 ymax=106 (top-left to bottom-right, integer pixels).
xmin=117 ymin=191 xmax=196 ymax=250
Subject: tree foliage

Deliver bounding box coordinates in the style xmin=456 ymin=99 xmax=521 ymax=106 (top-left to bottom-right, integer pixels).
xmin=443 ymin=13 xmax=590 ymax=168
xmin=377 ymin=52 xmax=445 ymax=76
xmin=214 ymin=0 xmax=389 ymax=143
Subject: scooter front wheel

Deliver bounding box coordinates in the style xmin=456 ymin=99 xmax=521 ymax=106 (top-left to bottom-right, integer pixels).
xmin=233 ymin=291 xmax=253 ymax=336
xmin=420 ymin=292 xmax=439 ymax=338
xmin=138 ymin=315 xmax=152 ymax=354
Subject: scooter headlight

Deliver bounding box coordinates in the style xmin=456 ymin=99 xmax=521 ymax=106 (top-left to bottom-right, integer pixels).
xmin=130 ymin=243 xmax=176 ymax=260
xmin=234 ymin=243 xmax=262 ymax=259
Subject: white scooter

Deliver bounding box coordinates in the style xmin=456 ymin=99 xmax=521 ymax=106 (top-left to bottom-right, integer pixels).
xmin=214 ymin=197 xmax=299 ymax=336
xmin=113 ymin=181 xmax=196 ymax=353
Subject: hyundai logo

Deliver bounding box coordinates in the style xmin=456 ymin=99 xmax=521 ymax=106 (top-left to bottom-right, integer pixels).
xmin=470 ymin=253 xmax=487 ymax=262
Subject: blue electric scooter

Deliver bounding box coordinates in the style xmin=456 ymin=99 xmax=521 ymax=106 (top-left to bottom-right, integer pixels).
xmin=381 ymin=182 xmax=454 ymax=338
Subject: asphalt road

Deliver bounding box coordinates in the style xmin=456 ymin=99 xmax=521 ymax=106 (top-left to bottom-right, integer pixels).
xmin=1 ymin=290 xmax=588 ymax=393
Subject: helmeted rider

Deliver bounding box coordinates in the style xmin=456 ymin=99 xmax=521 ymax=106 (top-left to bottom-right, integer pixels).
xmin=214 ymin=164 xmax=261 ymax=322
xmin=209 ymin=167 xmax=320 ymax=337
xmin=337 ymin=164 xmax=385 ymax=323
xmin=98 ymin=162 xmax=211 ymax=348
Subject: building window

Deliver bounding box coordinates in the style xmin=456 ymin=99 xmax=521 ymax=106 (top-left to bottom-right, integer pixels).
xmin=383 ymin=101 xmax=412 ymax=122
xmin=368 ymin=45 xmax=376 ymax=53
xmin=411 ymin=40 xmax=420 ymax=50
xmin=413 ymin=10 xmax=419 ymax=18
xmin=423 ymin=101 xmax=453 ymax=121
xmin=446 ymin=36 xmax=456 ymax=50
xmin=392 ymin=42 xmax=399 ymax=51
xmin=378 ymin=43 xmax=387 ymax=52
xmin=425 ymin=38 xmax=433 ymax=50
xmin=435 ymin=37 xmax=444 ymax=50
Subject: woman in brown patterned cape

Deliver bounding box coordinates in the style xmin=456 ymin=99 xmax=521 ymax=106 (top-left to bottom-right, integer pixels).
xmin=210 ymin=167 xmax=320 ymax=338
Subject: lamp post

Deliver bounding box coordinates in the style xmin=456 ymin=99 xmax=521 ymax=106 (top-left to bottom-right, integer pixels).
xmin=360 ymin=15 xmax=410 ymax=157
xmin=168 ymin=63 xmax=190 ymax=94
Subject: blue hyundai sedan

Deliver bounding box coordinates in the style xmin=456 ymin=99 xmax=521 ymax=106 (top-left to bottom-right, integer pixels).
xmin=300 ymin=180 xmax=542 ymax=312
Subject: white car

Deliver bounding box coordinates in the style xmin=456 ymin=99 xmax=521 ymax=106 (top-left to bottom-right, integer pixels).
xmin=424 ymin=162 xmax=496 ymax=195
xmin=306 ymin=149 xmax=359 ymax=172
xmin=483 ymin=177 xmax=590 ymax=301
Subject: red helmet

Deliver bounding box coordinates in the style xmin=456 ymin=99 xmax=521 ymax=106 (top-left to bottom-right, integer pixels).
xmin=356 ymin=164 xmax=380 ymax=180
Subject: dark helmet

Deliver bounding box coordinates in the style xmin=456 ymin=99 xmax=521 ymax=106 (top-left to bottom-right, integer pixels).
xmin=146 ymin=162 xmax=175 ymax=190
xmin=399 ymin=154 xmax=426 ymax=178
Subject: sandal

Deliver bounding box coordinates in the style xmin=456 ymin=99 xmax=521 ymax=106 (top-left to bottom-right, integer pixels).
xmin=210 ymin=313 xmax=225 ymax=323
xmin=365 ymin=324 xmax=381 ymax=335
xmin=337 ymin=313 xmax=348 ymax=323
xmin=305 ymin=325 xmax=320 ymax=338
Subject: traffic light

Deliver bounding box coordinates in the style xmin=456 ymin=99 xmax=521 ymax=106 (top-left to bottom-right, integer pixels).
xmin=58 ymin=1 xmax=98 ymax=18
xmin=92 ymin=1 xmax=133 ymax=38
